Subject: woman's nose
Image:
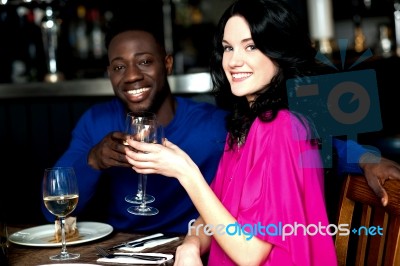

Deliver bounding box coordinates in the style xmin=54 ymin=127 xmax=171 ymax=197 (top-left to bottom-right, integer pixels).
xmin=227 ymin=51 xmax=244 ymax=67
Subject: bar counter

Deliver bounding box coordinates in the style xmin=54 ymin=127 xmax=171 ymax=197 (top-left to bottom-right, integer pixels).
xmin=0 ymin=72 xmax=212 ymax=99
xmin=6 ymin=224 xmax=184 ymax=266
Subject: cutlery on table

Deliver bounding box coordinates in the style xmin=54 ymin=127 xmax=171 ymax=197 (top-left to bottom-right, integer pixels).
xmin=108 ymin=233 xmax=172 ymax=251
xmin=126 ymin=235 xmax=177 ymax=248
xmin=95 ymin=246 xmax=167 ymax=261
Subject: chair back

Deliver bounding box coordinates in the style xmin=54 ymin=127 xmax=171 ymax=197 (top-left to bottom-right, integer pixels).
xmin=335 ymin=174 xmax=400 ymax=266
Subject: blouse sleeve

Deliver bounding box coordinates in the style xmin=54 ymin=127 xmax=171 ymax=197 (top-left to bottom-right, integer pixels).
xmin=236 ymin=113 xmax=333 ymax=264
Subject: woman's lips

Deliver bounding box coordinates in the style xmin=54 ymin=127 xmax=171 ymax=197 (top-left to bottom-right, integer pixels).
xmin=231 ymin=72 xmax=252 ymax=81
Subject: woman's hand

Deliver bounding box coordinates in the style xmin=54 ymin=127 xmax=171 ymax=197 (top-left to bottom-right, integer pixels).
xmin=124 ymin=138 xmax=200 ymax=181
xmin=174 ymin=236 xmax=204 ymax=266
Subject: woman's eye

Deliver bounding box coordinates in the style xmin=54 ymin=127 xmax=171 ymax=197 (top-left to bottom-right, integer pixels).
xmin=222 ymin=45 xmax=232 ymax=52
xmin=246 ymin=44 xmax=257 ymax=51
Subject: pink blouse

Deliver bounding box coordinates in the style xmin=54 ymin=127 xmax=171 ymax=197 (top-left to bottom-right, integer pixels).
xmin=208 ymin=110 xmax=338 ymax=266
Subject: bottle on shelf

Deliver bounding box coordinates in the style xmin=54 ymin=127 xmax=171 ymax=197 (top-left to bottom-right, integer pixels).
xmin=70 ymin=5 xmax=89 ymax=60
xmin=40 ymin=5 xmax=64 ymax=82
xmin=87 ymin=8 xmax=105 ymax=59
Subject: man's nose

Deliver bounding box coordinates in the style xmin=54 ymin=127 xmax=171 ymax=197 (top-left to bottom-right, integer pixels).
xmin=125 ymin=65 xmax=144 ymax=81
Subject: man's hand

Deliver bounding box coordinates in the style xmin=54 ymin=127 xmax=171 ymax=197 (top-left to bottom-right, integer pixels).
xmin=88 ymin=131 xmax=132 ymax=170
xmin=359 ymin=152 xmax=400 ymax=206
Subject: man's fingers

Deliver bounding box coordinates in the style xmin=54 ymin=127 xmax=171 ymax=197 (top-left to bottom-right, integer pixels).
xmin=365 ymin=175 xmax=389 ymax=206
xmin=387 ymin=166 xmax=400 ymax=180
xmin=380 ymin=189 xmax=389 ymax=206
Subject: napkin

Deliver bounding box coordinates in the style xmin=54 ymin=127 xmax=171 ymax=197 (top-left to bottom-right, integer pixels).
xmin=119 ymin=236 xmax=180 ymax=252
xmin=97 ymin=252 xmax=173 ymax=264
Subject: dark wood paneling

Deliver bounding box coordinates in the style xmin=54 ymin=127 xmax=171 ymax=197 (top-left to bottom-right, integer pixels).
xmin=0 ymin=96 xmax=112 ymax=224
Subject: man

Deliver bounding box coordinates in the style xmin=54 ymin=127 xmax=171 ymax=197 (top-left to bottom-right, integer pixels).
xmin=41 ymin=4 xmax=400 ymax=233
xmin=41 ymin=7 xmax=227 ymax=233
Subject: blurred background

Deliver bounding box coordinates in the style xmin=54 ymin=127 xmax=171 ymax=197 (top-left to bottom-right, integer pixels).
xmin=0 ymin=0 xmax=235 ymax=83
xmin=0 ymin=0 xmax=397 ymax=83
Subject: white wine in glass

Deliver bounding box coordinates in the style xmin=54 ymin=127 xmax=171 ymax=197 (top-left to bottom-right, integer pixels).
xmin=43 ymin=167 xmax=79 ymax=260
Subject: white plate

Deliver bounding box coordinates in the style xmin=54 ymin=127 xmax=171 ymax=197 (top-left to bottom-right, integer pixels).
xmin=9 ymin=222 xmax=113 ymax=247
xmin=38 ymin=264 xmax=102 ymax=266
xmin=39 ymin=264 xmax=101 ymax=266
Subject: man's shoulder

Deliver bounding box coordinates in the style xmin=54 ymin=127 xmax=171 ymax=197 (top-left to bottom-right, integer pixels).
xmin=173 ymin=97 xmax=227 ymax=137
xmin=76 ymin=98 xmax=123 ymax=125
xmin=83 ymin=98 xmax=123 ymax=115
xmin=176 ymin=96 xmax=228 ymax=118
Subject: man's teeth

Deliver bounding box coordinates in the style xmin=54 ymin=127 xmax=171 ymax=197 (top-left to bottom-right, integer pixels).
xmin=127 ymin=88 xmax=149 ymax=95
xmin=232 ymin=73 xmax=251 ymax=79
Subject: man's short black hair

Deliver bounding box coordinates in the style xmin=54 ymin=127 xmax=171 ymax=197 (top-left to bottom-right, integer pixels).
xmin=104 ymin=0 xmax=165 ymax=50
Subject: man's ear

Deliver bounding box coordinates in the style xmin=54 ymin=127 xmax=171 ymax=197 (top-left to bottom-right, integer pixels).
xmin=165 ymin=54 xmax=174 ymax=75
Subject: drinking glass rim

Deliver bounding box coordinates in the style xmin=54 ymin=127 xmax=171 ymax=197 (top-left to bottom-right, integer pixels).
xmin=126 ymin=111 xmax=157 ymax=117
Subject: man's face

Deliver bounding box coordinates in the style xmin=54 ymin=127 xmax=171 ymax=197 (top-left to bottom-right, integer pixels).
xmin=107 ymin=30 xmax=173 ymax=113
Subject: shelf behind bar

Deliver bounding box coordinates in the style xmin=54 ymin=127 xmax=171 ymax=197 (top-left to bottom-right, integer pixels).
xmin=0 ymin=72 xmax=212 ymax=98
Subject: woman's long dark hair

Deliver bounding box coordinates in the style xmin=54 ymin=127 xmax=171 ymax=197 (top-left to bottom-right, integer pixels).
xmin=210 ymin=0 xmax=320 ymax=149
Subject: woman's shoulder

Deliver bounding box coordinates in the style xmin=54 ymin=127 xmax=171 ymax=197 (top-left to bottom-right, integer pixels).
xmin=256 ymin=109 xmax=304 ymax=126
xmin=255 ymin=109 xmax=312 ymax=137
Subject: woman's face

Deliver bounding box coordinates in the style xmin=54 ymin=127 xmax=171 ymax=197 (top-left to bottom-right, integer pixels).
xmin=222 ymin=15 xmax=278 ymax=103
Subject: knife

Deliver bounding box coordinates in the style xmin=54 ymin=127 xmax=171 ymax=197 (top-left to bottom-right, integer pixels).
xmin=96 ymin=246 xmax=167 ymax=261
xmin=127 ymin=236 xmax=179 ymax=248
xmin=108 ymin=233 xmax=164 ymax=251
xmin=112 ymin=252 xmax=167 ymax=261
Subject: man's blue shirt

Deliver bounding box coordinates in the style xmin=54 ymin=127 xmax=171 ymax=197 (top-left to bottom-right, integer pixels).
xmin=42 ymin=97 xmax=228 ymax=233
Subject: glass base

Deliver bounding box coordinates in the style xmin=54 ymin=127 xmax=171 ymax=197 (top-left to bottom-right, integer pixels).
xmin=49 ymin=252 xmax=80 ymax=261
xmin=127 ymin=205 xmax=159 ymax=216
xmin=125 ymin=194 xmax=155 ymax=204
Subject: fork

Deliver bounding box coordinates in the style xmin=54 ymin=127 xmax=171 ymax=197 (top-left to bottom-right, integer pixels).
xmin=95 ymin=246 xmax=167 ymax=261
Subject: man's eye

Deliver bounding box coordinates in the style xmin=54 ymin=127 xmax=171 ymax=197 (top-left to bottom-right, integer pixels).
xmin=139 ymin=60 xmax=152 ymax=65
xmin=113 ymin=65 xmax=125 ymax=71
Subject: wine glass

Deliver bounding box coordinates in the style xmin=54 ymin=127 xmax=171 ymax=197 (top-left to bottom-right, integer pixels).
xmin=124 ymin=111 xmax=156 ymax=204
xmin=42 ymin=167 xmax=79 ymax=260
xmin=125 ymin=111 xmax=159 ymax=216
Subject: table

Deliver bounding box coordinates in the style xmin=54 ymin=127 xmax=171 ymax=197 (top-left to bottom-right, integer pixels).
xmin=6 ymin=224 xmax=184 ymax=266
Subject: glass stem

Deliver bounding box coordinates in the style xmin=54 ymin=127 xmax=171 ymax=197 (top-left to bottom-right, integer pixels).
xmin=60 ymin=217 xmax=68 ymax=258
xmin=136 ymin=174 xmax=143 ymax=199
xmin=140 ymin=174 xmax=147 ymax=208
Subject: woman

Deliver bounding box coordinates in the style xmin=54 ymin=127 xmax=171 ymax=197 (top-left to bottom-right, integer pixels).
xmin=125 ymin=0 xmax=338 ymax=265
